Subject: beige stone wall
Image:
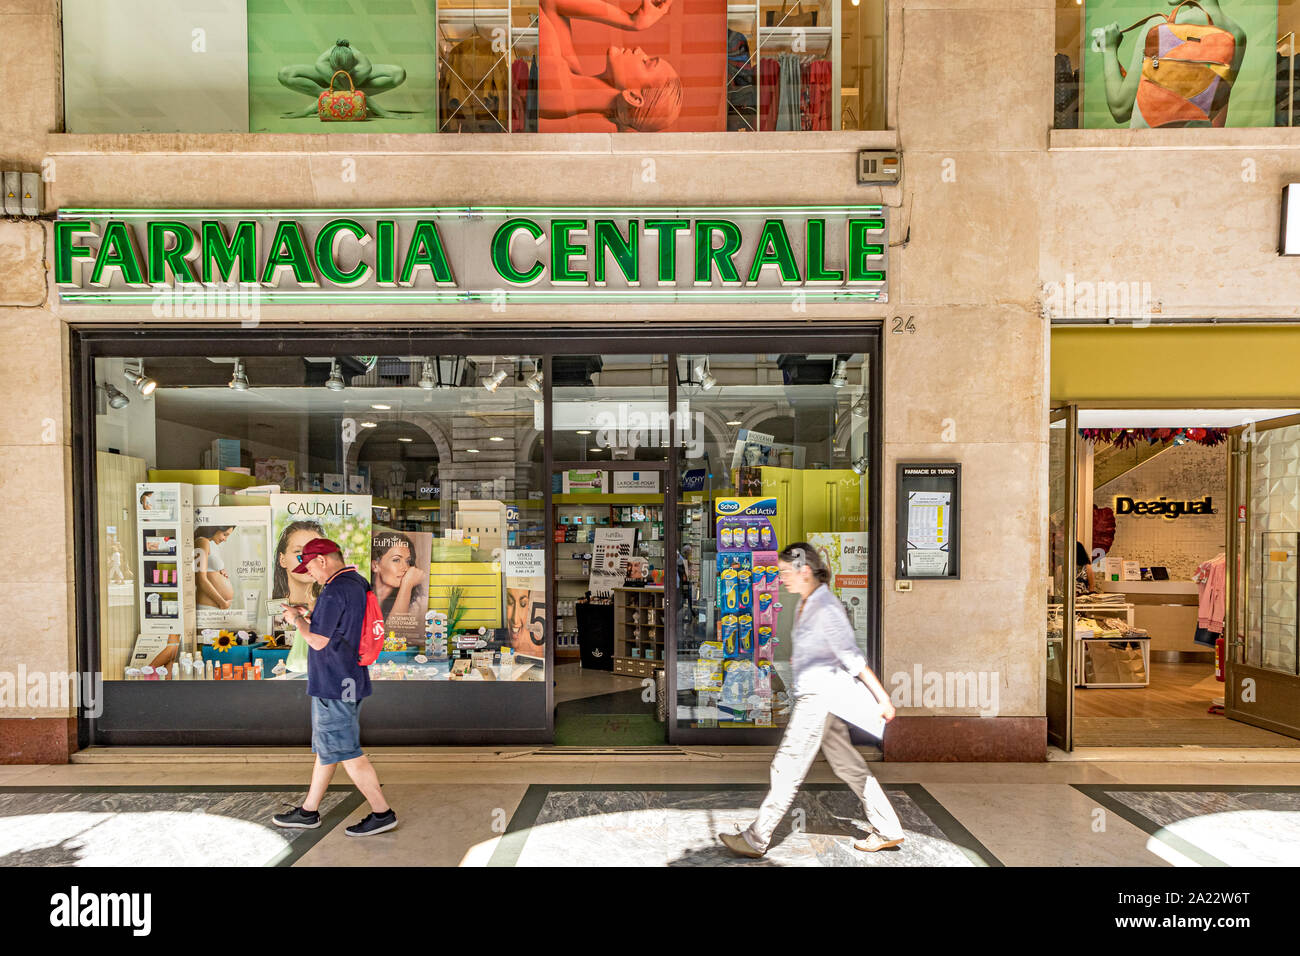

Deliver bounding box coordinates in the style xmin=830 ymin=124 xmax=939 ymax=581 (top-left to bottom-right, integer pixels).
xmin=0 ymin=0 xmax=1090 ymax=726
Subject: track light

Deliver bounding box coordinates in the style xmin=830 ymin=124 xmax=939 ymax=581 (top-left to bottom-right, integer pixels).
xmin=525 ymin=362 xmax=543 ymax=394
xmin=830 ymin=359 xmax=848 ymax=388
xmin=484 ymin=369 xmax=508 ymax=392
xmin=325 ymin=359 xmax=346 ymax=391
xmin=418 ymin=357 xmax=436 ymax=390
xmin=697 ymin=359 xmax=716 ymax=391
xmin=123 ymin=360 xmax=156 ymax=397
xmin=104 ymin=383 xmax=130 ymax=409
xmin=229 ymin=359 xmax=249 ymax=391
xmin=852 ymin=454 xmax=869 ymax=476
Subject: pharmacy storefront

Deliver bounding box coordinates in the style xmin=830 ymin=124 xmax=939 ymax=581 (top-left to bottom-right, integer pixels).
xmin=63 ymin=204 xmax=887 ymax=747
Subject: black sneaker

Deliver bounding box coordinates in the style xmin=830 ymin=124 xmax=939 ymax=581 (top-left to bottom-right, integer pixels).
xmin=273 ymin=805 xmax=321 ymax=829
xmin=345 ymin=809 xmax=398 ymax=837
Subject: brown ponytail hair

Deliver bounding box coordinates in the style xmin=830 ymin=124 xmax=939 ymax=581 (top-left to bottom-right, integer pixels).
xmin=778 ymin=542 xmax=831 ymax=584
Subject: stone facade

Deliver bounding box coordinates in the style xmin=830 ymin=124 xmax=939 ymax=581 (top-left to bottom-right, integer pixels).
xmin=6 ymin=0 xmax=1297 ymax=761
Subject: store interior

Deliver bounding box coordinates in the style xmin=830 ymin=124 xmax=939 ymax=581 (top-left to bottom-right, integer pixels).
xmin=92 ymin=350 xmax=873 ymax=745
xmin=1056 ymin=408 xmax=1300 ymax=747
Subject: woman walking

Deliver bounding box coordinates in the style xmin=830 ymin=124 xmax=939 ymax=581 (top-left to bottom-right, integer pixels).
xmin=719 ymin=543 xmax=905 ymax=858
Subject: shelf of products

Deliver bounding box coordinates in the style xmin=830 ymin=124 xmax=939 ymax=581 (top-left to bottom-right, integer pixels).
xmin=613 ymin=586 xmax=665 ymax=678
xmin=1048 ymin=602 xmax=1149 ymax=688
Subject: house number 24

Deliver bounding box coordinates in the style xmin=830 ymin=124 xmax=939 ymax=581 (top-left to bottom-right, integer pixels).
xmin=891 ymin=315 xmax=916 ymax=334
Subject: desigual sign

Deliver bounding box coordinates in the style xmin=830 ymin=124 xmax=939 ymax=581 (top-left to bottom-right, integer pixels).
xmin=53 ymin=205 xmax=888 ymax=304
xmin=1114 ymin=496 xmax=1215 ymax=519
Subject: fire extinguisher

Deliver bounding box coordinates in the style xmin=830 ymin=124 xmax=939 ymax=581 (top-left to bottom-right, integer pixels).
xmin=1215 ymin=636 xmax=1225 ymax=682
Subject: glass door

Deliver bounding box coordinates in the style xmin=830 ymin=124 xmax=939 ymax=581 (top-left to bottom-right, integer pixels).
xmin=1227 ymin=413 xmax=1300 ymax=740
xmin=547 ymin=354 xmax=676 ymax=742
xmin=1047 ymin=406 xmax=1077 ymax=750
xmin=669 ymin=352 xmax=873 ymax=739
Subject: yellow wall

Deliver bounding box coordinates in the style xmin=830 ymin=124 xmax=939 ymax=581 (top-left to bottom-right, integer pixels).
xmin=1052 ymin=326 xmax=1300 ymax=404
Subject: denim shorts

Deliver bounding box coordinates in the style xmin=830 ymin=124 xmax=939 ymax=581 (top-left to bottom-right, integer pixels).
xmin=311 ymin=696 xmax=364 ymax=765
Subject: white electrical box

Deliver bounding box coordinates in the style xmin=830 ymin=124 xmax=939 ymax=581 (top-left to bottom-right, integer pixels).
xmin=20 ymin=173 xmax=40 ymax=217
xmin=2 ymin=172 xmax=20 ymax=216
xmin=858 ymin=150 xmax=902 ymax=185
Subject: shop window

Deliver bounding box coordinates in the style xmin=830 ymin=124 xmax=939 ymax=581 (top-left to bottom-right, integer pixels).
xmin=674 ymin=352 xmax=872 ymax=730
xmin=61 ymin=0 xmax=885 ymax=133
xmin=92 ymin=352 xmax=546 ymax=685
xmin=1055 ymin=0 xmax=1300 ymax=129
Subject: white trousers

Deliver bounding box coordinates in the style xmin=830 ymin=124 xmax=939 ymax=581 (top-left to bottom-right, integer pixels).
xmin=746 ymin=694 xmax=903 ymax=852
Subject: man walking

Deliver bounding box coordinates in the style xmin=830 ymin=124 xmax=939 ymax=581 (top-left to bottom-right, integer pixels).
xmin=272 ymin=537 xmax=397 ymax=836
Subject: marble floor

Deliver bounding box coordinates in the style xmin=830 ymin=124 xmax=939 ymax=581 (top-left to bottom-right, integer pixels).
xmin=491 ymin=784 xmax=995 ymax=867
xmin=0 ymin=786 xmax=360 ymax=867
xmin=0 ymin=758 xmax=1297 ymax=867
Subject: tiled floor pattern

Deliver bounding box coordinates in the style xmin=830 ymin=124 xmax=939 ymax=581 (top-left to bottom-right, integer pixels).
xmin=1073 ymin=785 xmax=1300 ymax=867
xmin=0 ymin=786 xmax=361 ymax=867
xmin=490 ymin=784 xmax=996 ymax=867
xmin=0 ymin=762 xmax=1297 ymax=867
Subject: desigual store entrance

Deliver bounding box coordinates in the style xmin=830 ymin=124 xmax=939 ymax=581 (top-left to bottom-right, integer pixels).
xmin=1049 ymin=327 xmax=1300 ymax=751
xmin=65 ymin=206 xmax=884 ymax=748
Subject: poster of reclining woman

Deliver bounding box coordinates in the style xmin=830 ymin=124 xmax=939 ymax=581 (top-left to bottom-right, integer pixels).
xmin=539 ymin=0 xmax=726 ymax=132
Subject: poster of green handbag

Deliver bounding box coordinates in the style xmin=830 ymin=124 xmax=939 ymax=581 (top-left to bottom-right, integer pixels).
xmin=1082 ymin=0 xmax=1275 ymax=128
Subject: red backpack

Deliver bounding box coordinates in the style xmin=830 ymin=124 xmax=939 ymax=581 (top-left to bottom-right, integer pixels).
xmin=327 ymin=566 xmax=386 ymax=666
xmin=357 ymin=587 xmax=386 ymax=666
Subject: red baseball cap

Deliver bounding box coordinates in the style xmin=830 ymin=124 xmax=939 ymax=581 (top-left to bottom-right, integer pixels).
xmin=292 ymin=537 xmax=342 ymax=574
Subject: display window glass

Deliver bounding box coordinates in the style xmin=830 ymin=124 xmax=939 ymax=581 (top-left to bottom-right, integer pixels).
xmin=93 ymin=352 xmax=546 ymax=686
xmin=1055 ymin=0 xmax=1297 ymax=129
xmin=60 ymin=0 xmax=886 ymax=133
xmin=673 ymin=352 xmax=872 ymax=730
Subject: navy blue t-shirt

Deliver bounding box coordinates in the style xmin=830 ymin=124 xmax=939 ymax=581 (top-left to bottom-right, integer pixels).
xmin=305 ymin=567 xmax=373 ymax=701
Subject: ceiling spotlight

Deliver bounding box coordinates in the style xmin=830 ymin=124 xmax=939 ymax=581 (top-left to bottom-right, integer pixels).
xmin=726 ymin=419 xmax=742 ymax=426
xmin=398 ymin=437 xmax=413 ymax=443
xmin=484 ymin=369 xmax=508 ymax=392
xmin=418 ymin=358 xmax=436 ymax=390
xmin=123 ymin=360 xmax=156 ymax=397
xmin=524 ymin=361 xmax=543 ymax=394
xmin=228 ymin=359 xmax=249 ymax=391
xmin=104 ymin=383 xmax=130 ymax=409
xmin=325 ymin=359 xmax=346 ymax=392
xmin=590 ymin=447 xmax=604 ymax=453
xmin=576 ymin=429 xmax=592 ymax=435
xmin=466 ymin=448 xmax=480 ymax=454
xmin=371 ymin=403 xmax=391 ymax=410
xmin=698 ymin=359 xmax=717 ymax=391
xmin=360 ymin=421 xmax=378 ymax=428
xmin=489 ymin=436 xmax=504 ymax=442
xmin=830 ymin=359 xmax=848 ymax=388
xmin=851 ymin=454 xmax=869 ymax=476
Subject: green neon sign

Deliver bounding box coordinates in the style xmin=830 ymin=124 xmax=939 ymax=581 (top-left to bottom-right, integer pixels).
xmin=54 ymin=206 xmax=888 ymax=303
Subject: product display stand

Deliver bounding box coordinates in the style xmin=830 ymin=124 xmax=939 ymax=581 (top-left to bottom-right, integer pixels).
xmin=135 ymin=482 xmax=197 ymax=651
xmin=1061 ymin=600 xmax=1147 ymax=688
xmin=552 ymin=494 xmax=666 ymax=656
xmin=613 ymin=586 xmax=665 ymax=678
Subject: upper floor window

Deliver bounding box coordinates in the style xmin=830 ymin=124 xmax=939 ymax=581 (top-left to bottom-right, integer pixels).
xmin=61 ymin=0 xmax=884 ymax=134
xmin=1055 ymin=0 xmax=1299 ymax=129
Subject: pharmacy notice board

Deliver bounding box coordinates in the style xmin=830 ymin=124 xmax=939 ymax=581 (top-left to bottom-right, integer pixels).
xmin=896 ymin=463 xmax=961 ymax=579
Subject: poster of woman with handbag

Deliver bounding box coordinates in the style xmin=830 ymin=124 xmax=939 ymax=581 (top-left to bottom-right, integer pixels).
xmin=276 ymin=40 xmax=414 ymax=119
xmin=247 ymin=2 xmax=440 ymax=133
xmin=539 ymin=0 xmax=726 ymax=131
xmin=1088 ymin=0 xmax=1260 ymax=128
